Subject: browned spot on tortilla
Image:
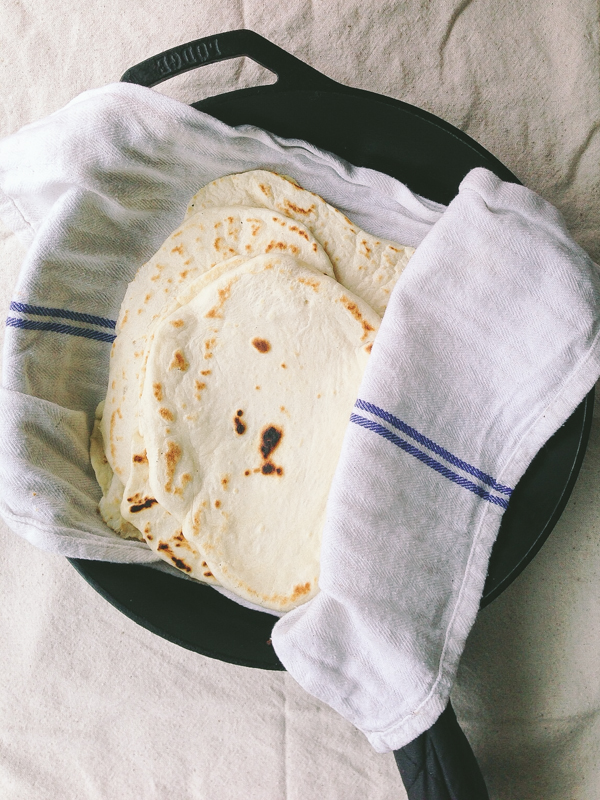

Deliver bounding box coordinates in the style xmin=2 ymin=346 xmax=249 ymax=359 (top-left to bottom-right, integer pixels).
xmin=201 ymin=561 xmax=207 ymax=567
xmin=129 ymin=497 xmax=157 ymax=513
xmin=298 ymin=276 xmax=320 ymax=291
xmin=246 ymin=217 xmax=263 ymax=236
xmin=164 ymin=441 xmax=182 ymax=493
xmin=214 ymin=237 xmax=224 ymax=251
xmin=170 ymin=349 xmax=188 ymax=371
xmin=146 ymin=533 xmax=154 ymax=541
xmin=365 ymin=342 xmax=373 ymax=354
xmin=266 ymin=240 xmax=283 ymax=252
xmin=133 ymin=451 xmax=148 ymax=464
xmin=214 ymin=500 xmax=221 ymax=509
xmin=259 ymin=183 xmax=272 ymax=197
xmin=144 ymin=293 xmax=152 ymax=304
xmin=192 ymin=509 xmax=202 ymax=536
xmin=159 ymin=407 xmax=174 ymax=422
xmin=170 ymin=319 xmax=184 ymax=328
xmin=171 ymin=244 xmax=184 ymax=255
xmin=312 ymin=243 xmax=318 ymax=253
xmin=244 ymin=469 xmax=251 ymax=476
xmin=291 ymin=582 xmax=311 ymax=601
xmin=389 ymin=245 xmax=401 ymax=253
xmin=255 ymin=385 xmax=260 ymax=390
xmin=203 ymin=571 xmax=213 ymax=578
xmin=288 ymin=224 xmax=310 ymax=241
xmin=339 ymin=295 xmax=375 ymax=340
xmin=144 ymin=523 xmax=151 ymax=534
xmin=172 ymin=230 xmax=182 ymax=238
xmin=173 ymin=473 xmax=192 ymax=498
xmin=284 ymin=200 xmax=315 ymax=216
xmin=271 ymin=216 xmax=286 ymax=227
xmin=121 ymin=310 xmax=129 ymax=327
xmin=109 ymin=409 xmax=121 ymax=465
xmin=221 ymin=474 xmax=230 ymax=489
xmin=153 ymin=382 xmax=163 ymax=401
xmin=195 ymin=380 xmax=206 ymax=400
xmin=360 ymin=239 xmax=372 ymax=258
xmin=281 ymin=363 xmax=287 ymax=369
xmin=205 ymin=277 xmax=238 ymax=319
xmin=200 ymin=370 xmax=211 ymax=376
xmin=252 ymin=337 xmax=271 ymax=353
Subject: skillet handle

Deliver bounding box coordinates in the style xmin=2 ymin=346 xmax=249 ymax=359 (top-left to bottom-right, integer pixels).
xmin=121 ymin=29 xmax=340 ymax=93
xmin=393 ymin=702 xmax=489 ymax=800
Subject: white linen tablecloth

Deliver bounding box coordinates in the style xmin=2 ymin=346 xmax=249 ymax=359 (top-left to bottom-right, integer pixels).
xmin=0 ymin=1 xmax=599 ymax=797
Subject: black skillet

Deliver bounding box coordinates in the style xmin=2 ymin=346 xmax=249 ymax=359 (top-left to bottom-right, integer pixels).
xmin=69 ymin=29 xmax=594 ymax=799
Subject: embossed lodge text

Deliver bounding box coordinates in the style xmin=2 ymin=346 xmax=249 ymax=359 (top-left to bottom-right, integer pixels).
xmin=155 ymin=39 xmax=222 ymax=77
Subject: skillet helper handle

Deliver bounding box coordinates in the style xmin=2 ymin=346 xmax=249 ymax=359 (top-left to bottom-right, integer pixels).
xmin=121 ymin=29 xmax=340 ymax=93
xmin=393 ymin=702 xmax=489 ymax=800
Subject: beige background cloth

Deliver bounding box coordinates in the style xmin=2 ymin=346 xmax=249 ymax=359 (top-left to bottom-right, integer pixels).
xmin=0 ymin=1 xmax=599 ymax=797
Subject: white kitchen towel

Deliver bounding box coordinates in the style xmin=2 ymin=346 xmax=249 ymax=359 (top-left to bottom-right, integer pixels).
xmin=0 ymin=81 xmax=444 ymax=568
xmin=271 ymin=168 xmax=600 ymax=751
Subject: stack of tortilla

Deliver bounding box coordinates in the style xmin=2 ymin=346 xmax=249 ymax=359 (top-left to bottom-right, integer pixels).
xmin=90 ymin=170 xmax=414 ymax=612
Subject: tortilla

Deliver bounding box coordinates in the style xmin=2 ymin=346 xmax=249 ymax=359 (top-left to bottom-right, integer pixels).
xmin=138 ymin=253 xmax=380 ymax=611
xmin=99 ymin=206 xmax=333 ymax=526
xmin=185 ymin=169 xmax=415 ymax=316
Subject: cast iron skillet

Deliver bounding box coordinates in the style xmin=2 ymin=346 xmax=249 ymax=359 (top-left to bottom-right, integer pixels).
xmin=69 ymin=28 xmax=594 ymax=797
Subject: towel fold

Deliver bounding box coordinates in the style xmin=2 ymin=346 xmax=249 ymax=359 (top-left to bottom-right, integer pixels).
xmin=272 ymin=168 xmax=600 ymax=750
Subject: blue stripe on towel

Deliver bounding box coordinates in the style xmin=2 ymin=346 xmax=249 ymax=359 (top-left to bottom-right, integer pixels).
xmin=9 ymin=301 xmax=116 ymax=329
xmin=350 ymin=413 xmax=509 ymax=510
xmin=6 ymin=316 xmax=116 ymax=343
xmin=355 ymin=399 xmax=513 ymax=496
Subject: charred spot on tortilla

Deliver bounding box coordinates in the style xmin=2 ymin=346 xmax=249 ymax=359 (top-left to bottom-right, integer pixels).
xmin=260 ymin=425 xmax=282 ymax=459
xmin=252 ymin=337 xmax=271 ymax=353
xmin=129 ymin=497 xmax=158 ymax=513
xmin=258 ymin=425 xmax=284 ymax=477
xmin=234 ymin=411 xmax=247 ymax=435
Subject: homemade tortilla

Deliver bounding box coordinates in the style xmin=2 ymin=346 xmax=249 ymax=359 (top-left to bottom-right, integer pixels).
xmin=137 ymin=254 xmax=380 ymax=611
xmin=100 ymin=206 xmax=333 ymax=529
xmin=185 ymin=169 xmax=415 ymax=316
